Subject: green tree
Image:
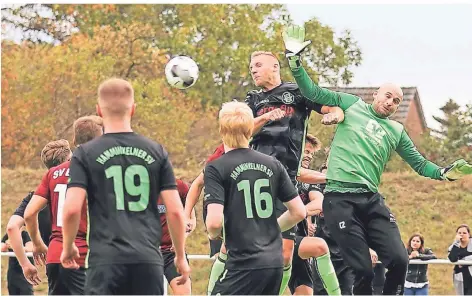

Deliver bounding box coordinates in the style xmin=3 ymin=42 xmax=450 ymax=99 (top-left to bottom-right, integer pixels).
xmin=4 ymin=4 xmax=362 ymax=105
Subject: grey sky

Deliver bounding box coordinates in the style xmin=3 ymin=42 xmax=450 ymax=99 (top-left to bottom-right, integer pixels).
xmin=287 ymin=4 xmax=472 ymax=129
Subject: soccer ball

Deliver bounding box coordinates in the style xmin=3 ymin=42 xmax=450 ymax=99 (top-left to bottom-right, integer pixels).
xmin=165 ymin=56 xmax=199 ymax=89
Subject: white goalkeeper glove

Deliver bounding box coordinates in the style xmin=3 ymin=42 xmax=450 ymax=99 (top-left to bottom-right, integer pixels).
xmin=282 ymin=25 xmax=312 ymax=69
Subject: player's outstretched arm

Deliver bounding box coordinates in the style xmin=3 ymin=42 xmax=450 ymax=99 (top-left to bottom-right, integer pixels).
xmin=24 ymin=195 xmax=48 ymax=266
xmin=297 ymin=168 xmax=326 ymax=184
xmin=396 ymin=130 xmax=472 ymax=181
xmin=282 ymin=25 xmax=358 ymax=110
xmin=278 ymin=196 xmax=306 ymax=232
xmin=184 ymin=172 xmax=204 ymax=222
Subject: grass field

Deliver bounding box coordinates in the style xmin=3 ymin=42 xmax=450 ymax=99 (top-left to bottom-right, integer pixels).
xmin=1 ymin=167 xmax=471 ymax=295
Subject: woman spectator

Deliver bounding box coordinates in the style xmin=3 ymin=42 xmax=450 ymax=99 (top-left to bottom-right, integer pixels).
xmin=449 ymin=224 xmax=472 ymax=295
xmin=405 ymin=233 xmax=436 ymax=295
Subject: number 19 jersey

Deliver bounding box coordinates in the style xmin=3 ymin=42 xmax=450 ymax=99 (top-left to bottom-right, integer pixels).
xmin=68 ymin=132 xmax=177 ymax=268
xmin=203 ymin=148 xmax=299 ymax=270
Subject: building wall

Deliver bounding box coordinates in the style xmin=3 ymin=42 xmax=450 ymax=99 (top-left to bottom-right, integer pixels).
xmin=404 ymin=98 xmax=425 ymax=142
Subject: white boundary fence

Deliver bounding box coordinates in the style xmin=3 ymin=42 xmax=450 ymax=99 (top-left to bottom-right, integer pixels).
xmin=2 ymin=252 xmax=472 ymax=295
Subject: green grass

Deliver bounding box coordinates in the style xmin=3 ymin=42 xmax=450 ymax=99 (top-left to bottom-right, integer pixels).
xmin=2 ymin=168 xmax=471 ymax=295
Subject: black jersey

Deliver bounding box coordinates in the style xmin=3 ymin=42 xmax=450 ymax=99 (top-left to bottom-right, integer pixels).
xmin=295 ymin=182 xmax=321 ymax=237
xmin=203 ymin=148 xmax=298 ymax=270
xmin=68 ymin=132 xmax=177 ymax=268
xmin=245 ymin=82 xmax=323 ymax=183
xmin=13 ymin=191 xmax=51 ymax=246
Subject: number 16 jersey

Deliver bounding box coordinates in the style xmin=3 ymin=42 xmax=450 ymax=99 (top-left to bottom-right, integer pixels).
xmin=203 ymin=148 xmax=299 ymax=270
xmin=68 ymin=132 xmax=177 ymax=268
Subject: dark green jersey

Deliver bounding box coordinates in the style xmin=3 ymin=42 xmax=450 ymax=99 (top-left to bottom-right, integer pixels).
xmin=203 ymin=148 xmax=298 ymax=270
xmin=68 ymin=132 xmax=177 ymax=268
xmin=290 ymin=66 xmax=443 ymax=193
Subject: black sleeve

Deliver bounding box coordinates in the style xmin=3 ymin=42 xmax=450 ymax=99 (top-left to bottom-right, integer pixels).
xmin=303 ymin=96 xmax=323 ymax=115
xmin=203 ymin=164 xmax=225 ymax=207
xmin=21 ymin=231 xmax=31 ymax=244
xmin=158 ymin=147 xmax=177 ymax=191
xmin=13 ymin=191 xmax=34 ymax=218
xmin=245 ymin=92 xmax=258 ymax=117
xmin=308 ymin=184 xmax=322 ymax=193
xmin=276 ymin=160 xmax=299 ymax=202
xmin=448 ymin=243 xmax=461 ymax=262
xmin=418 ymin=248 xmax=436 ymax=260
xmin=1 ymin=233 xmax=8 ymax=243
xmin=68 ymin=146 xmax=89 ymax=190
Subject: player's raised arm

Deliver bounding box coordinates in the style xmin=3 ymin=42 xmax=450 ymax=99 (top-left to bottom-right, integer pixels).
xmin=282 ymin=25 xmax=358 ymax=110
xmin=395 ymin=129 xmax=472 ymax=181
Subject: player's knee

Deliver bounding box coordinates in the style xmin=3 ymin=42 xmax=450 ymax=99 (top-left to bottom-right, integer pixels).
xmin=299 ymin=238 xmax=328 ymax=259
xmin=313 ymin=238 xmax=329 ymax=257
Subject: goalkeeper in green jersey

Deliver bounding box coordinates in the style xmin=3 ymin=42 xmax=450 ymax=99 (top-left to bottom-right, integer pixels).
xmin=282 ymin=24 xmax=472 ymax=295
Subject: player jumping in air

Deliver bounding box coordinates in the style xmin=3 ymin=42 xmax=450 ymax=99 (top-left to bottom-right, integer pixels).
xmin=283 ymin=24 xmax=472 ymax=295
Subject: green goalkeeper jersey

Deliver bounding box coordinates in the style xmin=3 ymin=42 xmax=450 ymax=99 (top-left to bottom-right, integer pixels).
xmin=290 ymin=66 xmax=443 ymax=193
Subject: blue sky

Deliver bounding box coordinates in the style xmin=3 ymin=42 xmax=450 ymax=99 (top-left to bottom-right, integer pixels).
xmin=287 ymin=3 xmax=472 ymax=129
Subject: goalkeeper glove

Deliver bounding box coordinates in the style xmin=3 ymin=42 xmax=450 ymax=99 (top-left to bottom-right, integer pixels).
xmin=440 ymin=159 xmax=472 ymax=181
xmin=282 ymin=25 xmax=312 ymax=69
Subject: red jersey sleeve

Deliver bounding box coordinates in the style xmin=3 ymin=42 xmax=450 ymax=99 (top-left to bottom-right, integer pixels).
xmin=176 ymin=179 xmax=190 ymax=205
xmin=34 ymin=170 xmax=51 ymax=201
xmin=206 ymin=144 xmax=225 ymax=164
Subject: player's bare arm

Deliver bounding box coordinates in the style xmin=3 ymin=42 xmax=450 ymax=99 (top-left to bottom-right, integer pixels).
xmin=278 ymin=196 xmax=306 ymax=232
xmin=297 ymin=168 xmax=326 ymax=184
xmin=252 ymin=108 xmax=286 ymax=135
xmin=6 ymin=215 xmax=40 ymax=285
xmin=24 ymin=195 xmax=48 ymax=266
xmin=205 ymin=203 xmax=224 ymax=240
xmin=184 ymin=172 xmax=204 ymax=222
xmin=305 ymin=190 xmax=324 ymax=217
xmin=61 ymin=186 xmax=86 ymax=270
xmin=321 ymin=106 xmax=345 ymax=125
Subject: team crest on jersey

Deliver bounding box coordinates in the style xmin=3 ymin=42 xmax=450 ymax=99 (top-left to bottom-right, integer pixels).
xmin=282 ymin=92 xmax=295 ymax=104
xmin=302 ymin=183 xmax=310 ymax=190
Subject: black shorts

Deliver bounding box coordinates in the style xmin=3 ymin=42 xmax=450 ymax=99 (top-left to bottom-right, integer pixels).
xmin=85 ymin=263 xmax=164 ymax=295
xmin=46 ymin=263 xmax=85 ymax=295
xmin=7 ymin=265 xmax=33 ymax=295
xmin=162 ymin=250 xmax=190 ymax=283
xmin=288 ymin=236 xmax=313 ymax=293
xmin=211 ymin=267 xmax=283 ymax=295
